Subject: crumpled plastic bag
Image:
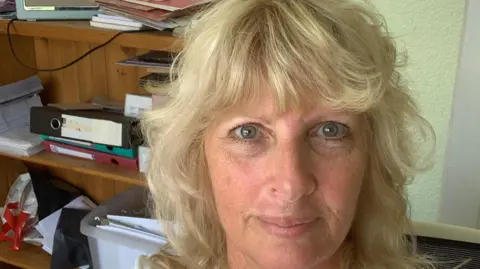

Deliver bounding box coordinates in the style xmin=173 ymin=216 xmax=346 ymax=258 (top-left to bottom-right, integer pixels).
xmin=0 ymin=173 xmax=39 ymax=250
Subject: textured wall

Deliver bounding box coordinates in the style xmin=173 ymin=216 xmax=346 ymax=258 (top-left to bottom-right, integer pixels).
xmin=369 ymin=0 xmax=465 ymax=221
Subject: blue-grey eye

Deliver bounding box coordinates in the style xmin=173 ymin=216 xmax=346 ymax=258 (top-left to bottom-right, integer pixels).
xmin=316 ymin=122 xmax=348 ymax=138
xmin=234 ymin=124 xmax=258 ymax=139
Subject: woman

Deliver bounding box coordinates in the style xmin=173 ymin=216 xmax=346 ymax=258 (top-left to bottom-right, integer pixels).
xmin=141 ymin=0 xmax=435 ymax=268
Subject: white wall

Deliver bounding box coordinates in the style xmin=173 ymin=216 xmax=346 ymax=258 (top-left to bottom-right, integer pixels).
xmin=370 ymin=0 xmax=465 ymax=221
xmin=438 ymin=0 xmax=480 ymax=229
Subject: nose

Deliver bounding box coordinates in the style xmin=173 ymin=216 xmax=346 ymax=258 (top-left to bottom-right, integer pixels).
xmin=267 ymin=141 xmax=316 ymax=203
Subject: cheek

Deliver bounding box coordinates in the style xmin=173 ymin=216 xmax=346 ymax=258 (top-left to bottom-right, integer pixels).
xmin=314 ymin=149 xmax=366 ymax=220
xmin=206 ymin=145 xmax=264 ymax=226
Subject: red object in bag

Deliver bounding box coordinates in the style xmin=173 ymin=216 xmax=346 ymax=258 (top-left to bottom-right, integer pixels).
xmin=0 ymin=173 xmax=38 ymax=251
xmin=1 ymin=202 xmax=19 ymax=241
xmin=1 ymin=202 xmax=32 ymax=251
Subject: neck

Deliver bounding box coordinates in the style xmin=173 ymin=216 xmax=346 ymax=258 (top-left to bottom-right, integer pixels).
xmin=226 ymin=243 xmax=341 ymax=269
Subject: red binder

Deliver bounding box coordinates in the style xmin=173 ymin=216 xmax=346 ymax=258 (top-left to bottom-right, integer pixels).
xmin=43 ymin=140 xmax=139 ymax=170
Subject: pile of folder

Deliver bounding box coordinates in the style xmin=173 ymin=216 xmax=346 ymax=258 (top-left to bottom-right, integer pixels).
xmin=29 ymin=104 xmax=143 ymax=171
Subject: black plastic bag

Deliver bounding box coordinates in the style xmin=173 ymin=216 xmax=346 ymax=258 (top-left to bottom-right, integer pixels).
xmin=28 ymin=168 xmax=84 ymax=221
xmin=51 ymin=208 xmax=92 ymax=269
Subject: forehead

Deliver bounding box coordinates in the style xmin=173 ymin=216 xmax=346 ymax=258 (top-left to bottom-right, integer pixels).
xmin=217 ymin=87 xmax=355 ymax=123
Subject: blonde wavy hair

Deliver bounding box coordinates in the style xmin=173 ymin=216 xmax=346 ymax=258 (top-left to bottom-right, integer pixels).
xmin=142 ymin=0 xmax=436 ymax=268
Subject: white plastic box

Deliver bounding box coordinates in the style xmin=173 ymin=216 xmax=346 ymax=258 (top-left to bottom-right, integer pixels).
xmin=124 ymin=93 xmax=153 ymax=119
xmin=139 ymin=145 xmax=150 ymax=173
xmin=80 ymin=187 xmax=165 ymax=269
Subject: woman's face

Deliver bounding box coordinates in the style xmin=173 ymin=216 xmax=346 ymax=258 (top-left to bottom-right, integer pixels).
xmin=204 ymin=92 xmax=367 ymax=269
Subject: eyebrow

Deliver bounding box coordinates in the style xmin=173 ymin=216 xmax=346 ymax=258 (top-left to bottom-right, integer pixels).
xmin=226 ymin=112 xmax=356 ymax=128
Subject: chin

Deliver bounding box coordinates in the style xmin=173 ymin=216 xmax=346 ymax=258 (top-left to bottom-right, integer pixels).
xmin=252 ymin=244 xmax=331 ymax=269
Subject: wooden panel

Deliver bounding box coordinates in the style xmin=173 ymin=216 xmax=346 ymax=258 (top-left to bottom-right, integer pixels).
xmin=59 ymin=40 xmax=81 ymax=102
xmin=45 ymin=40 xmax=80 ymax=103
xmin=114 ymin=181 xmax=137 ymax=196
xmin=34 ymin=37 xmax=52 ymax=101
xmin=34 ymin=39 xmax=151 ymax=104
xmin=46 ymin=40 xmax=65 ymax=103
xmin=105 ymin=45 xmax=139 ymax=101
xmin=88 ymin=43 xmax=109 ymax=101
xmin=0 ymin=152 xmax=145 ymax=187
xmin=75 ymin=42 xmax=103 ymax=102
xmin=0 ymin=156 xmax=28 ymax=203
xmin=48 ymin=169 xmax=115 ymax=204
xmin=0 ymin=241 xmax=50 ymax=269
xmin=0 ymin=34 xmax=36 ymax=86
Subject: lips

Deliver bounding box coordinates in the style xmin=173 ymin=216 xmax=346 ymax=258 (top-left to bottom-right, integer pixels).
xmin=256 ymin=216 xmax=318 ymax=238
xmin=258 ymin=216 xmax=316 ymax=227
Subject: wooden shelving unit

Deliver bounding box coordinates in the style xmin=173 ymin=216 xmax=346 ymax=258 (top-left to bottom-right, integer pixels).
xmin=0 ymin=19 xmax=175 ymax=269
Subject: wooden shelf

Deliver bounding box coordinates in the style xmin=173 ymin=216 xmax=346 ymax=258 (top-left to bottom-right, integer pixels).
xmin=0 ymin=241 xmax=50 ymax=269
xmin=0 ymin=20 xmax=182 ymax=51
xmin=0 ymin=151 xmax=146 ymax=187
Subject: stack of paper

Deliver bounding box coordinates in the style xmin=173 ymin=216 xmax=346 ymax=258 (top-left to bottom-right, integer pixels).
xmin=90 ymin=14 xmax=146 ymax=31
xmin=0 ymin=76 xmax=44 ymax=156
xmin=0 ymin=0 xmax=15 ymax=13
xmin=0 ymin=95 xmax=41 ymax=133
xmin=36 ymin=196 xmax=97 ymax=254
xmin=0 ymin=126 xmax=44 ymax=156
